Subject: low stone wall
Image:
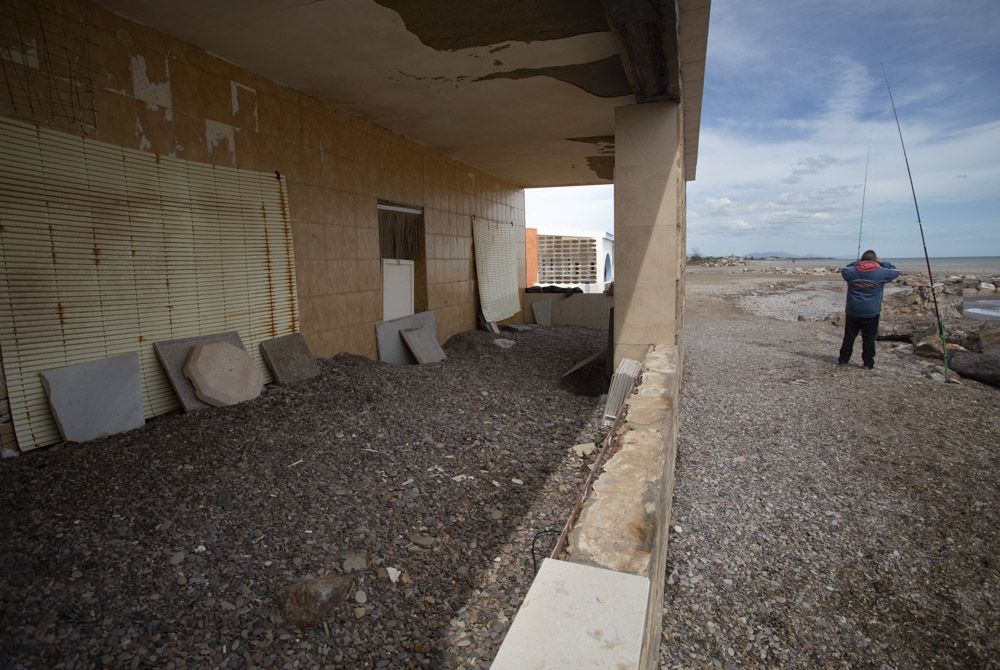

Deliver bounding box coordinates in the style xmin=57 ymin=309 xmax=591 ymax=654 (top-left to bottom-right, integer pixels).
xmin=524 ymin=293 xmax=612 ymax=330
xmin=492 ymin=344 xmax=680 ymax=669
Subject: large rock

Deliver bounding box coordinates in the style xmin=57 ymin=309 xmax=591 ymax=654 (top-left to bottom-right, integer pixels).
xmin=276 ymin=573 xmax=354 ymax=628
xmin=913 ymin=334 xmax=966 ymax=359
xmin=183 ymin=342 xmax=261 ymax=407
xmin=881 ymin=286 xmax=963 ymax=321
xmin=949 ymin=351 xmax=1000 ymax=387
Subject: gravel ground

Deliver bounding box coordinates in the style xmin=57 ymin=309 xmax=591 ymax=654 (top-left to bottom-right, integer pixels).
xmin=660 ymin=268 xmax=1000 ymax=668
xmin=0 ymin=327 xmax=606 ymax=669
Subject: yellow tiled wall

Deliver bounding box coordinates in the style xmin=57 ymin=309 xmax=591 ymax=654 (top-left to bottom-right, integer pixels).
xmin=0 ymin=0 xmax=526 ymax=359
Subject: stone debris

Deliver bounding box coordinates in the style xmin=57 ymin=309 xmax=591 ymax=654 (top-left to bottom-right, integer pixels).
xmin=342 ymin=553 xmax=367 ymax=573
xmin=276 ymin=573 xmax=354 ymax=629
xmin=662 ymin=267 xmax=1000 ymax=668
xmin=572 ymin=442 xmax=597 ymax=458
xmin=406 ymin=532 xmax=435 ymax=548
xmin=492 ymin=339 xmax=516 ymax=349
xmin=183 ymin=342 xmax=262 ymax=407
xmin=1 ymin=448 xmax=18 ymax=459
xmin=0 ymin=327 xmax=605 ymax=668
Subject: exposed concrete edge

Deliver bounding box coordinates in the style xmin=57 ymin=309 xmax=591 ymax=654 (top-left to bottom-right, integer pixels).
xmin=491 ymin=344 xmax=680 ymax=669
xmin=568 ymin=343 xmax=680 ymax=669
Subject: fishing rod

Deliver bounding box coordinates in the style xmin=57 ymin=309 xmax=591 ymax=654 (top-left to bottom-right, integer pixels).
xmin=856 ymin=139 xmax=871 ymax=261
xmin=882 ymin=64 xmax=950 ymax=381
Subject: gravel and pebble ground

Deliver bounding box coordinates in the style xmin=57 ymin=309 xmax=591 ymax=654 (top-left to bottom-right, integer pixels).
xmin=0 ymin=327 xmax=607 ymax=669
xmin=660 ymin=268 xmax=1000 ymax=668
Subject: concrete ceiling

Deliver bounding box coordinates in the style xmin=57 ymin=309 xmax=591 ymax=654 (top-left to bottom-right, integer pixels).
xmin=94 ymin=0 xmax=708 ymax=187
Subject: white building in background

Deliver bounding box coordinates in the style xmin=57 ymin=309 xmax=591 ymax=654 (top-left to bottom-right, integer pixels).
xmin=537 ymin=231 xmax=615 ymax=293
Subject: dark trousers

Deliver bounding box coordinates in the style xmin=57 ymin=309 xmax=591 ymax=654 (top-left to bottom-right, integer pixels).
xmin=839 ymin=315 xmax=879 ymax=367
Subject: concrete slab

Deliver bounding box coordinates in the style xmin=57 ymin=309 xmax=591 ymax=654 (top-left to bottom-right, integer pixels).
xmin=183 ymin=342 xmax=262 ymax=407
xmin=400 ymin=327 xmax=446 ymax=364
xmin=491 ymin=558 xmax=649 ymax=670
xmin=259 ymin=333 xmax=320 ymax=385
xmin=376 ymin=311 xmax=438 ymax=365
xmin=154 ymin=331 xmax=246 ymax=412
xmin=532 ymin=300 xmax=552 ymax=326
xmin=40 ymin=353 xmax=144 ymax=443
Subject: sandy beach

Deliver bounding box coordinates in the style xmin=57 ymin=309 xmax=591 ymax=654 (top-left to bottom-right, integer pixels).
xmin=659 ymin=266 xmax=1000 ymax=668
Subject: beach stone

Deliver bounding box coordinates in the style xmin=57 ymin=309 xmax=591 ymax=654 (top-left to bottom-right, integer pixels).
xmin=276 ymin=573 xmax=354 ymax=629
xmin=572 ymin=442 xmax=597 ymax=458
xmin=948 ymin=351 xmax=1000 ymax=387
xmin=40 ymin=353 xmax=144 ymax=443
xmin=976 ymin=282 xmax=996 ymax=291
xmin=342 ymin=553 xmax=367 ymax=573
xmin=259 ymin=334 xmax=320 ymax=385
xmin=183 ymin=342 xmax=261 ymax=407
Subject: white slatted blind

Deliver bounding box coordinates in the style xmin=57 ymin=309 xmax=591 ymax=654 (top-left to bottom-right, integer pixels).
xmin=472 ymin=216 xmax=520 ymax=323
xmin=0 ymin=117 xmax=299 ymax=451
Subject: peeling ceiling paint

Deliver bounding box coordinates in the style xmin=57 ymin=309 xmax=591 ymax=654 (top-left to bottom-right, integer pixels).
xmin=373 ymin=0 xmax=608 ymax=50
xmin=92 ymin=0 xmax=707 ymax=187
xmin=475 ymin=56 xmax=631 ymax=99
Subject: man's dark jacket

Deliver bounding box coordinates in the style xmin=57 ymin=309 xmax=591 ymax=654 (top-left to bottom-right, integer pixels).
xmin=840 ymin=259 xmax=900 ymax=318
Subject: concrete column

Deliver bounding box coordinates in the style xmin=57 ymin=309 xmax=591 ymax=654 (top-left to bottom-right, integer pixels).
xmin=613 ymin=101 xmax=684 ymax=365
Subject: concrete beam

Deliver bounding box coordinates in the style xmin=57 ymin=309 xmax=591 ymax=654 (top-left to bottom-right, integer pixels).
xmin=602 ymin=0 xmax=681 ymax=103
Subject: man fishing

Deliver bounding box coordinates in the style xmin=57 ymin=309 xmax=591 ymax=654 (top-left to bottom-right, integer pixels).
xmin=838 ymin=250 xmax=900 ymax=369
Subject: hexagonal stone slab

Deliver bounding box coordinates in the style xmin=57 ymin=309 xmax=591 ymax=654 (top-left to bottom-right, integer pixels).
xmin=154 ymin=332 xmax=248 ymax=412
xmin=182 ymin=342 xmax=262 ymax=407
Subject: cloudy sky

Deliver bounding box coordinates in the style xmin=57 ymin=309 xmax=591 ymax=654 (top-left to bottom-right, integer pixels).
xmin=526 ymin=0 xmax=1000 ymax=258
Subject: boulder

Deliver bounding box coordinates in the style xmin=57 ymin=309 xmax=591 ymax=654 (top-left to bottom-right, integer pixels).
xmin=913 ymin=334 xmax=966 ymax=359
xmin=183 ymin=342 xmax=262 ymax=407
xmin=977 ymin=281 xmax=996 ymax=292
xmin=948 ymin=351 xmax=1000 ymax=387
xmin=276 ymin=573 xmax=354 ymax=628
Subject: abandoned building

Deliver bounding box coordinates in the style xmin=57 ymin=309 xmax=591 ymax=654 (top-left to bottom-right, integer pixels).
xmin=0 ymin=0 xmax=709 ymax=667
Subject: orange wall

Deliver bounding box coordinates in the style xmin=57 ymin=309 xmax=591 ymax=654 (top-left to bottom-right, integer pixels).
xmin=526 ymin=228 xmax=539 ymax=287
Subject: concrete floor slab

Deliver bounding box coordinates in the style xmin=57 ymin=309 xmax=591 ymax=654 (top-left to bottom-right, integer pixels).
xmin=375 ymin=311 xmax=438 ymax=365
xmin=259 ymin=333 xmax=320 ymax=385
xmin=400 ymin=327 xmax=446 ymax=364
xmin=492 ymin=558 xmax=649 ymax=670
xmin=40 ymin=353 xmax=144 ymax=442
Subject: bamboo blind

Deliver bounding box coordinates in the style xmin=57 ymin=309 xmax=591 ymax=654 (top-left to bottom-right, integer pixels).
xmin=471 ymin=216 xmax=520 ymax=323
xmin=0 ymin=116 xmax=298 ymax=451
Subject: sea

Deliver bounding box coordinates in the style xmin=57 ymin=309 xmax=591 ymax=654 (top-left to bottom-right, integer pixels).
xmin=750 ymin=256 xmax=1000 ymax=320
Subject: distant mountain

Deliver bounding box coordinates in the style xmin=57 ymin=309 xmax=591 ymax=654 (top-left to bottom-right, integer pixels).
xmin=744 ymin=251 xmax=832 ymax=259
xmin=745 ymin=251 xmax=794 ymax=258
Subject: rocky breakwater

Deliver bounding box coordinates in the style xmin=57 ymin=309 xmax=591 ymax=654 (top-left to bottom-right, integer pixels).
xmin=880 ymin=273 xmax=1000 ymax=387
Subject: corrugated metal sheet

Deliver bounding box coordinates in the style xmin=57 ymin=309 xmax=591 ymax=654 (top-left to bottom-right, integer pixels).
xmin=472 ymin=216 xmax=520 ymax=324
xmin=603 ymin=358 xmax=641 ymax=425
xmin=0 ymin=117 xmax=298 ymax=451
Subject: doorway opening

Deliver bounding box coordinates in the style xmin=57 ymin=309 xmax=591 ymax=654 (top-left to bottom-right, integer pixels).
xmin=377 ymin=202 xmax=427 ymax=321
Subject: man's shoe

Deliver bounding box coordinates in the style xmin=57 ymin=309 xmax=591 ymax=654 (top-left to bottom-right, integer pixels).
xmin=864 ymin=364 xmax=874 ymax=370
